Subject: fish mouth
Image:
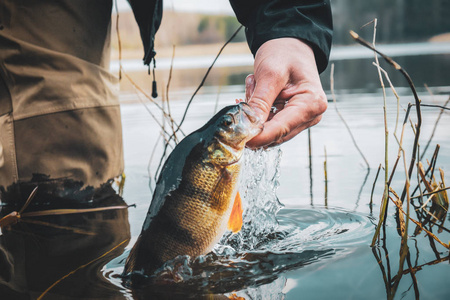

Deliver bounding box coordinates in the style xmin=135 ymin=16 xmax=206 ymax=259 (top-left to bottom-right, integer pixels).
xmin=239 ymin=102 xmax=263 ymax=128
xmin=237 ymin=102 xmax=263 ymax=142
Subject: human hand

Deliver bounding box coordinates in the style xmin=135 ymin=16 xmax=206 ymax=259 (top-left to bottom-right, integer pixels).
xmin=245 ymin=38 xmax=328 ymax=148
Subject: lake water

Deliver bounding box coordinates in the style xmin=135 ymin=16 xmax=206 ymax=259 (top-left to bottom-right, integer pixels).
xmin=116 ymin=75 xmax=450 ymax=299
xmin=1 ymin=48 xmax=449 ymax=299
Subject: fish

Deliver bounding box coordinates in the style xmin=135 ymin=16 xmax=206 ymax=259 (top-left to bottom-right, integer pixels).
xmin=123 ymin=102 xmax=263 ymax=278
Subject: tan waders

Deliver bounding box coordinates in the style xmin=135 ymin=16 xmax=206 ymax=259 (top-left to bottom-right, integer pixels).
xmin=0 ymin=0 xmax=124 ymax=196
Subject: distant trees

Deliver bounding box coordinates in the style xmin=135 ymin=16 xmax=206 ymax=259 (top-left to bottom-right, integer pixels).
xmin=112 ymin=0 xmax=450 ymax=52
xmin=332 ymin=0 xmax=450 ymax=45
xmin=196 ymin=15 xmax=246 ymax=44
xmin=154 ymin=12 xmax=246 ymax=46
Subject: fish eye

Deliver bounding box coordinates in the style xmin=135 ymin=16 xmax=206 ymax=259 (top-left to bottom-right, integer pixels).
xmin=222 ymin=114 xmax=234 ymax=127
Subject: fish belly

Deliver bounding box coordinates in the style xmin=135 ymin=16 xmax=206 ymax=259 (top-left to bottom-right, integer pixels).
xmin=129 ymin=161 xmax=240 ymax=275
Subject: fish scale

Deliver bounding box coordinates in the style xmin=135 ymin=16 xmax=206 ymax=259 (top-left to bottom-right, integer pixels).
xmin=164 ymin=159 xmax=240 ymax=251
xmin=123 ymin=103 xmax=262 ymax=279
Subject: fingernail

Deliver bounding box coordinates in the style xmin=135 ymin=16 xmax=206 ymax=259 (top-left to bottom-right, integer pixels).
xmin=245 ymin=74 xmax=255 ymax=102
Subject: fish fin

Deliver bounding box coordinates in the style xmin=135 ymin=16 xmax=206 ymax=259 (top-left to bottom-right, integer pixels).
xmin=207 ymin=167 xmax=233 ymax=213
xmin=123 ymin=235 xmax=142 ymax=276
xmin=227 ymin=191 xmax=243 ymax=233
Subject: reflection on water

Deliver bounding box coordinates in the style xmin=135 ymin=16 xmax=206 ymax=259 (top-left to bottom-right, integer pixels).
xmin=112 ymin=146 xmax=374 ymax=299
xmin=117 ymin=50 xmax=450 ymax=95
xmin=111 ymin=206 xmax=371 ymax=299
xmin=1 ymin=50 xmax=449 ymax=299
xmin=322 ymin=53 xmax=450 ymax=92
xmin=119 ymin=68 xmax=450 ymax=298
xmin=0 ymin=180 xmax=130 ymax=299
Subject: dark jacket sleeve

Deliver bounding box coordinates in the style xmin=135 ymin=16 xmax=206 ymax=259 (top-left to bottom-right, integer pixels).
xmin=128 ymin=0 xmax=163 ymax=65
xmin=229 ymin=0 xmax=333 ymax=73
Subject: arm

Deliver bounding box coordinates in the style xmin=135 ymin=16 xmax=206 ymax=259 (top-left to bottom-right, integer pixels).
xmin=229 ymin=0 xmax=332 ymax=73
xmin=229 ymin=0 xmax=333 ymax=148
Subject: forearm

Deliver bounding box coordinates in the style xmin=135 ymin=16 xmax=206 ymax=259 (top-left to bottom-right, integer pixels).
xmin=229 ymin=0 xmax=333 ymax=73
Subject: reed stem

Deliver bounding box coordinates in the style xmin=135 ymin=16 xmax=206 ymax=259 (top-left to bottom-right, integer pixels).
xmin=324 ymin=146 xmax=328 ymax=207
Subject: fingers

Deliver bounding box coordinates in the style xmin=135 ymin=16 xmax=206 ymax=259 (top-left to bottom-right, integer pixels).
xmin=246 ymin=89 xmax=327 ymax=149
xmin=243 ymin=38 xmax=327 ymax=148
xmin=271 ymin=115 xmax=322 ymax=146
xmin=247 ymin=54 xmax=289 ymax=122
xmin=246 ymin=113 xmax=321 ymax=149
xmin=247 ymin=75 xmax=286 ymax=123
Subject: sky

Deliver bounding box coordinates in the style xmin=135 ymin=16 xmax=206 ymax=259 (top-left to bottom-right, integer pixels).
xmin=116 ymin=0 xmax=234 ymax=15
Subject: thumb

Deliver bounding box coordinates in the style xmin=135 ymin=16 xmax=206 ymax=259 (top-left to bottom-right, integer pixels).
xmin=247 ymin=69 xmax=286 ymax=123
xmin=245 ymin=74 xmax=255 ymax=102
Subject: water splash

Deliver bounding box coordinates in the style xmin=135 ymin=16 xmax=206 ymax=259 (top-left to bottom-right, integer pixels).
xmin=106 ymin=148 xmax=374 ymax=298
xmin=229 ymin=276 xmax=287 ymax=300
xmin=220 ymin=148 xmax=284 ymax=251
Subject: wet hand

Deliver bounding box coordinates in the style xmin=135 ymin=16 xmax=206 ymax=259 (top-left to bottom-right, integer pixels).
xmin=245 ymin=38 xmax=328 ymax=148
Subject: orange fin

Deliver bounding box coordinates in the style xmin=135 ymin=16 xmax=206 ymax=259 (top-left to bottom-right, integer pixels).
xmin=227 ymin=191 xmax=243 ymax=233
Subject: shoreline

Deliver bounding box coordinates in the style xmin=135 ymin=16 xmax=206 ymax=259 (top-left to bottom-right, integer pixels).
xmin=111 ymin=41 xmax=450 ymax=72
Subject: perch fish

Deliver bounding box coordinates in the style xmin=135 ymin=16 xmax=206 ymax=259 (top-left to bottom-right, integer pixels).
xmin=123 ymin=102 xmax=263 ymax=277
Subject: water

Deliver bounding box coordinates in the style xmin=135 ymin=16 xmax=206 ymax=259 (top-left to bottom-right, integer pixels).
xmin=110 ymin=42 xmax=450 ymax=72
xmin=115 ymin=44 xmax=450 ymax=93
xmin=118 ymin=82 xmax=450 ymax=299
xmin=1 ymin=52 xmax=450 ymax=299
xmin=118 ymin=81 xmax=450 ymax=298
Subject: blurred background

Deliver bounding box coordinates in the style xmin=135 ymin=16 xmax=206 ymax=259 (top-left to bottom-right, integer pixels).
xmin=112 ymin=0 xmax=450 ymax=96
xmin=114 ymin=3 xmax=450 ymax=297
xmin=115 ymin=0 xmax=450 ymax=210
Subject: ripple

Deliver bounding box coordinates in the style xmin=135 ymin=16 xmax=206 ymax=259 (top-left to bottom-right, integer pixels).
xmin=104 ymin=149 xmax=375 ymax=297
xmin=272 ymin=206 xmax=374 ymax=251
xmin=105 ymin=206 xmax=373 ymax=298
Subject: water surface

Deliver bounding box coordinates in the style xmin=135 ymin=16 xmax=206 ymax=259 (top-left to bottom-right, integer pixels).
xmin=116 ymin=81 xmax=450 ymax=299
xmin=1 ymin=52 xmax=449 ymax=299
